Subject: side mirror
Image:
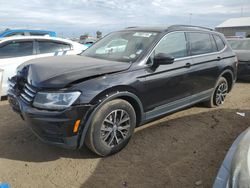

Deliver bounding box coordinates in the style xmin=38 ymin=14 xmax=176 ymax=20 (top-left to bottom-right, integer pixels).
xmin=153 ymin=53 xmax=174 ymax=65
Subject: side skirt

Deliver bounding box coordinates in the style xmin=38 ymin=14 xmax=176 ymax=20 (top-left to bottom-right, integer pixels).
xmin=144 ymin=89 xmax=213 ymax=123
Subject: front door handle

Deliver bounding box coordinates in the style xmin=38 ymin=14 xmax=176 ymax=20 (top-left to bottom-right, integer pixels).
xmin=217 ymin=56 xmax=222 ymax=60
xmin=185 ymin=63 xmax=192 ymax=68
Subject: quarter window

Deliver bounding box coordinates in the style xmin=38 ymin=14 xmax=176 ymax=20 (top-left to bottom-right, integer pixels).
xmin=213 ymin=35 xmax=225 ymax=51
xmin=0 ymin=41 xmax=33 ymax=58
xmin=188 ymin=33 xmax=215 ymax=55
xmin=155 ymin=32 xmax=188 ymax=58
xmin=38 ymin=41 xmax=71 ymax=54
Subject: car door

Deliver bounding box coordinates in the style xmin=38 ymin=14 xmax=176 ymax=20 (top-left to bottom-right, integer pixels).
xmin=143 ymin=31 xmax=194 ymax=115
xmin=35 ymin=40 xmax=73 ymax=58
xmin=186 ymin=32 xmax=220 ymax=96
xmin=0 ymin=40 xmax=36 ymax=96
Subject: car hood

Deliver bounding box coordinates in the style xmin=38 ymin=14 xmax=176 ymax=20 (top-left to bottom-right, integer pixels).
xmin=234 ymin=50 xmax=250 ymax=62
xmin=17 ymin=55 xmax=131 ymax=88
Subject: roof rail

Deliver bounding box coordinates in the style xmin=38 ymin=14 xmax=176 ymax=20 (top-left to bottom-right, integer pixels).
xmin=168 ymin=25 xmax=213 ymax=31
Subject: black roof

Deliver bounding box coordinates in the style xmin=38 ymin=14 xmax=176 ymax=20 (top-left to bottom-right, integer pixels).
xmin=122 ymin=25 xmax=214 ymax=33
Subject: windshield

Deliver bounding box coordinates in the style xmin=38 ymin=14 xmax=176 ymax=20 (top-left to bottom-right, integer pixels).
xmin=81 ymin=31 xmax=159 ymax=62
xmin=228 ymin=39 xmax=250 ymax=50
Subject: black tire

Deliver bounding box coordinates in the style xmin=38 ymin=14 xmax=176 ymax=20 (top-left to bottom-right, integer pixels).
xmin=204 ymin=77 xmax=228 ymax=108
xmin=85 ymin=99 xmax=136 ymax=156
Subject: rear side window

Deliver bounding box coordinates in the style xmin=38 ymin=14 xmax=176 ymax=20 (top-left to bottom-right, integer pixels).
xmin=213 ymin=35 xmax=225 ymax=51
xmin=0 ymin=41 xmax=33 ymax=58
xmin=155 ymin=32 xmax=188 ymax=58
xmin=37 ymin=41 xmax=71 ymax=54
xmin=188 ymin=33 xmax=215 ymax=56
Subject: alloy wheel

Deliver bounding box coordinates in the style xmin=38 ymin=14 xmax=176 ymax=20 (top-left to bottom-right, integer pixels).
xmin=215 ymin=82 xmax=228 ymax=106
xmin=101 ymin=109 xmax=131 ymax=148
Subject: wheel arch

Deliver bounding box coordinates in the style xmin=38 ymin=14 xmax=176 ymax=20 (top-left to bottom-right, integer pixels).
xmin=219 ymin=68 xmax=235 ymax=92
xmin=78 ymin=90 xmax=145 ymax=149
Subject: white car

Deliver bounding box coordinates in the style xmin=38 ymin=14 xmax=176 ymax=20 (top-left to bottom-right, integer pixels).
xmin=0 ymin=36 xmax=87 ymax=98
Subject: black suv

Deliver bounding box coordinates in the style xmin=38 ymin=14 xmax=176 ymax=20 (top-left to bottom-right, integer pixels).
xmin=8 ymin=25 xmax=237 ymax=156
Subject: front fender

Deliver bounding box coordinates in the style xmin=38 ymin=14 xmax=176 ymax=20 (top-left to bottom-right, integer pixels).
xmin=77 ymin=91 xmax=145 ymax=149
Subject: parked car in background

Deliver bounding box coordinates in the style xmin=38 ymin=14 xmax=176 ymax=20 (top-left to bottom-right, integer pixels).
xmin=213 ymin=127 xmax=250 ymax=188
xmin=228 ymin=38 xmax=250 ymax=80
xmin=0 ymin=29 xmax=56 ymax=38
xmin=0 ymin=36 xmax=87 ymax=98
xmin=8 ymin=25 xmax=237 ymax=156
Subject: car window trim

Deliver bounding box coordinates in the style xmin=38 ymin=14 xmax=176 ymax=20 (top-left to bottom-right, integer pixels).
xmin=140 ymin=31 xmax=227 ymax=66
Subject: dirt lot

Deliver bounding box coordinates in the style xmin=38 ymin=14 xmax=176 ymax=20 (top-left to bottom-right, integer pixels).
xmin=0 ymin=83 xmax=250 ymax=188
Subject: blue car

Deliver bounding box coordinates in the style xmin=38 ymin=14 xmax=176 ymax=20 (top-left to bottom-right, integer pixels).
xmin=0 ymin=29 xmax=56 ymax=38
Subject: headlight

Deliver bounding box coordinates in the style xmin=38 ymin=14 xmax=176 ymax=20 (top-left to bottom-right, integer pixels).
xmin=33 ymin=91 xmax=81 ymax=110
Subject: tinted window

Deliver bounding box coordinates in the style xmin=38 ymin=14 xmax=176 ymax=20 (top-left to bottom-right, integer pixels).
xmin=155 ymin=32 xmax=188 ymax=58
xmin=210 ymin=35 xmax=218 ymax=52
xmin=213 ymin=35 xmax=225 ymax=51
xmin=38 ymin=41 xmax=71 ymax=54
xmin=188 ymin=33 xmax=214 ymax=55
xmin=0 ymin=41 xmax=33 ymax=58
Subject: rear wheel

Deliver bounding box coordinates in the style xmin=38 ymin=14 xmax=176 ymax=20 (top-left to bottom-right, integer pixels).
xmin=85 ymin=99 xmax=136 ymax=156
xmin=204 ymin=77 xmax=228 ymax=108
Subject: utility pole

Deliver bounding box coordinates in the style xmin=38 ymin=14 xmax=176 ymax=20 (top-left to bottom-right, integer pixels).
xmin=240 ymin=0 xmax=244 ymax=17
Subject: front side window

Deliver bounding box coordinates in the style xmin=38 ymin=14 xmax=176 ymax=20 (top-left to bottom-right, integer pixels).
xmin=82 ymin=31 xmax=159 ymax=62
xmin=154 ymin=32 xmax=188 ymax=58
xmin=188 ymin=33 xmax=215 ymax=55
xmin=0 ymin=41 xmax=33 ymax=58
xmin=38 ymin=41 xmax=71 ymax=54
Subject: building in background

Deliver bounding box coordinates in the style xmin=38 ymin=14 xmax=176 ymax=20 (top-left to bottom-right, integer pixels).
xmin=216 ymin=17 xmax=250 ymax=38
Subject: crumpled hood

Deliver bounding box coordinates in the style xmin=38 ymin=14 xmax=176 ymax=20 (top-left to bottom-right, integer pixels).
xmin=235 ymin=50 xmax=250 ymax=62
xmin=17 ymin=55 xmax=131 ymax=88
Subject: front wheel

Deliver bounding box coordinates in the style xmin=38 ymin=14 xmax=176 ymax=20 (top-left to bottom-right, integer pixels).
xmin=204 ymin=77 xmax=228 ymax=108
xmin=85 ymin=99 xmax=136 ymax=156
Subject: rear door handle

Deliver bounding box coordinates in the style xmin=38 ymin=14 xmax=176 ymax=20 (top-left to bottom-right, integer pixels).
xmin=184 ymin=63 xmax=192 ymax=68
xmin=217 ymin=56 xmax=222 ymax=60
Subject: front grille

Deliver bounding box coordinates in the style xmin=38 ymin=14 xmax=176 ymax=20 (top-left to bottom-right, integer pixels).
xmin=8 ymin=76 xmax=37 ymax=104
xmin=20 ymin=84 xmax=37 ymax=103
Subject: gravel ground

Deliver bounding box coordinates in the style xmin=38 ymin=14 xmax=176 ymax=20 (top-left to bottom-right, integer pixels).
xmin=0 ymin=82 xmax=250 ymax=188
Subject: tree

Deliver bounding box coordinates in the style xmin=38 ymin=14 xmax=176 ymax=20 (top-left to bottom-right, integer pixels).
xmin=96 ymin=31 xmax=102 ymax=39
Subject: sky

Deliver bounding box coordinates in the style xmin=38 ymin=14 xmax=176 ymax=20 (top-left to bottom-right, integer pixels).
xmin=0 ymin=0 xmax=249 ymax=37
